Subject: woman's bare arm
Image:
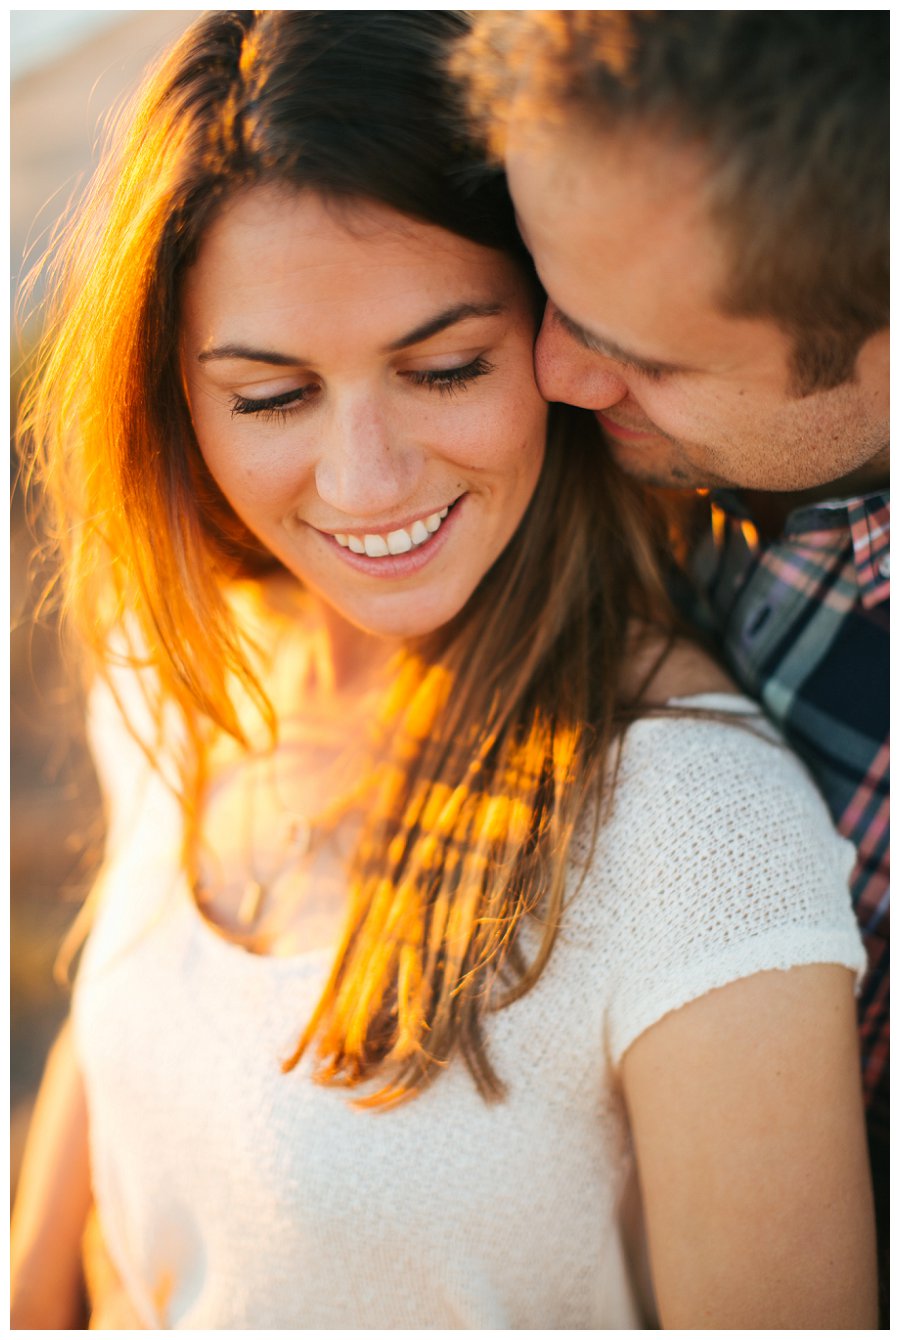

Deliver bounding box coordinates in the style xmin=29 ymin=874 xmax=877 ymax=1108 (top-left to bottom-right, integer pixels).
xmin=621 ymin=964 xmax=877 ymax=1328
xmin=11 ymin=1019 xmax=92 ymax=1329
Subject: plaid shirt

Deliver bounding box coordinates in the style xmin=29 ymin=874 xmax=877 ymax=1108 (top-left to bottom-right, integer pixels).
xmin=687 ymin=490 xmax=889 ymax=1148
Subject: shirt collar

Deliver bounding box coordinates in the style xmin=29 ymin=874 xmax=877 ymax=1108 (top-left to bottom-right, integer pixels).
xmin=710 ymin=488 xmax=890 ymax=609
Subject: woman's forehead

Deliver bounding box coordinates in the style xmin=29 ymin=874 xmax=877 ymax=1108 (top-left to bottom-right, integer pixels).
xmin=182 ymin=188 xmax=524 ymax=347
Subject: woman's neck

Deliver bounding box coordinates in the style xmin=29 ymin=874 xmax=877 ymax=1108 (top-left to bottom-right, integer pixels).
xmin=246 ymin=571 xmax=401 ymax=711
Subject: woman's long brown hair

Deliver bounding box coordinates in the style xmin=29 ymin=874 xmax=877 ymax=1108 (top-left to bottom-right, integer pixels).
xmin=18 ymin=11 xmax=677 ymax=1104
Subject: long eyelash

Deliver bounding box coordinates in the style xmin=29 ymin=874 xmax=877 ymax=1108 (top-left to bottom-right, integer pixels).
xmin=408 ymin=356 xmax=494 ymax=396
xmin=229 ymin=387 xmax=311 ymax=421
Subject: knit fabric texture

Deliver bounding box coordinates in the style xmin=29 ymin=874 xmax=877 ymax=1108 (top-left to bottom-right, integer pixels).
xmin=74 ymin=683 xmax=865 ymax=1328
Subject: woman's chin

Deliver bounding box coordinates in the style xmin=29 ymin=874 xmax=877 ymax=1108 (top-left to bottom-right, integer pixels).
xmin=302 ymin=586 xmax=470 ymax=656
xmin=349 ymin=605 xmax=463 ymax=645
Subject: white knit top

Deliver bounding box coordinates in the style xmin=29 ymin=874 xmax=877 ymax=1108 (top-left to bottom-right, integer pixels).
xmin=73 ymin=683 xmax=866 ymax=1329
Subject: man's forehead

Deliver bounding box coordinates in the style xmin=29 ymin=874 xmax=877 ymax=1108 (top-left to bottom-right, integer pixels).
xmin=511 ymin=124 xmax=736 ymax=297
xmin=510 ymin=132 xmax=719 ymax=285
xmin=508 ymin=115 xmax=711 ymax=226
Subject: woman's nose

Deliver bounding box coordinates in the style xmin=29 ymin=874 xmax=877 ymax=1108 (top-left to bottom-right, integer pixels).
xmin=534 ymin=303 xmax=630 ymax=411
xmin=314 ymin=394 xmax=422 ymax=520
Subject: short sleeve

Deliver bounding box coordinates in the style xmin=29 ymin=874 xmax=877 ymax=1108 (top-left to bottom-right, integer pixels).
xmin=586 ymin=710 xmax=867 ymax=1068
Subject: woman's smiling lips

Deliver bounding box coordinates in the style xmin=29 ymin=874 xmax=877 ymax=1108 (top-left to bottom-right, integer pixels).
xmin=307 ymin=496 xmax=464 ymax=578
xmin=335 ymin=503 xmax=451 ymax=556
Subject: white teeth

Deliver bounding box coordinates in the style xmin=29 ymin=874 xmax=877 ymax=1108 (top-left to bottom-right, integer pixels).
xmin=387 ymin=529 xmax=413 ymax=555
xmin=335 ymin=501 xmax=455 ymax=557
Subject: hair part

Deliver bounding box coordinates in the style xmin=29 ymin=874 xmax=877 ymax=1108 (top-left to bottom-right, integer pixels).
xmin=455 ymin=11 xmax=888 ymax=395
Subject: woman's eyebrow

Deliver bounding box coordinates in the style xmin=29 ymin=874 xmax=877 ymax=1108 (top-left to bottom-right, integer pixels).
xmin=196 ymin=303 xmax=506 ymax=366
xmin=197 ymin=344 xmax=300 ymax=365
xmin=385 ymin=302 xmax=504 ymax=352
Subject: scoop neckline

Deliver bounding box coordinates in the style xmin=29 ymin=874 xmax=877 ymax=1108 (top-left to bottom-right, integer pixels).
xmin=177 ymin=869 xmax=335 ymax=974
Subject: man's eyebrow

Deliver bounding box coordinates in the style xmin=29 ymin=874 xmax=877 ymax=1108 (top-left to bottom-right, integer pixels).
xmin=552 ymin=304 xmax=689 ymax=374
xmin=385 ymin=302 xmax=504 ymax=352
xmin=196 ymin=303 xmax=505 ymax=365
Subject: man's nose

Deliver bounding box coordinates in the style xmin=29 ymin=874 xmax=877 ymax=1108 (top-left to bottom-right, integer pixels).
xmin=314 ymin=394 xmax=422 ymax=520
xmin=534 ymin=304 xmax=629 ymax=411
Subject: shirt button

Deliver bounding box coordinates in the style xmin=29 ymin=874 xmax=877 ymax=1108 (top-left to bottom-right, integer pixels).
xmin=877 ymin=552 xmax=890 ymax=579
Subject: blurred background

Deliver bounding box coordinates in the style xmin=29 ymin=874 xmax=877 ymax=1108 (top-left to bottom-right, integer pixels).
xmin=11 ymin=9 xmax=200 ymax=1202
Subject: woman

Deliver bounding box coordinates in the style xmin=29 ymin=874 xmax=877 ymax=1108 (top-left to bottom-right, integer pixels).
xmin=12 ymin=11 xmax=875 ymax=1330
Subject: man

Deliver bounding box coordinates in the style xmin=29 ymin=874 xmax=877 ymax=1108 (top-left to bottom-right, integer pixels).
xmin=458 ymin=8 xmax=888 ymax=1317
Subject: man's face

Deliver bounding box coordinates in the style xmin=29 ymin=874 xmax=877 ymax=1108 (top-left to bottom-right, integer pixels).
xmin=506 ymin=121 xmax=889 ymax=492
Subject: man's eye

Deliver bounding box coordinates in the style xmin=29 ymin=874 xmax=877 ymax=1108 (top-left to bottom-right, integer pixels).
xmin=618 ymin=356 xmax=666 ymax=383
xmin=622 ymin=360 xmax=666 ymax=383
xmin=229 ymin=385 xmax=317 ymax=420
xmin=406 ymin=356 xmax=494 ymax=395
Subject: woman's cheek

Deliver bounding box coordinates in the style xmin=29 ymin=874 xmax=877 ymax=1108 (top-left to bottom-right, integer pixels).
xmin=446 ymin=385 xmax=547 ymax=474
xmin=205 ymin=427 xmax=310 ymax=506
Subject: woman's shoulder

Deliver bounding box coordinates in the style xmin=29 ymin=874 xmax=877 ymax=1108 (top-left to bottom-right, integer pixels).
xmin=567 ymin=648 xmax=865 ymax=1066
xmin=569 ymin=622 xmax=858 ymax=953
xmin=610 ymin=700 xmax=797 ymax=828
xmin=612 ymin=624 xmax=809 ymax=798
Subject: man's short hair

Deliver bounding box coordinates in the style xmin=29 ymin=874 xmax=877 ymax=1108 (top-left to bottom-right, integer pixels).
xmin=456 ymin=12 xmax=888 ymax=395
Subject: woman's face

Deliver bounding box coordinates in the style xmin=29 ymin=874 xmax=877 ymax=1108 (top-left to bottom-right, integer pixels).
xmin=181 ymin=187 xmax=547 ymax=642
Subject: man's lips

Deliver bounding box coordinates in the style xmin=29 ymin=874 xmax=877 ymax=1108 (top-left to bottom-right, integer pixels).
xmin=595 ymin=411 xmax=656 ymax=442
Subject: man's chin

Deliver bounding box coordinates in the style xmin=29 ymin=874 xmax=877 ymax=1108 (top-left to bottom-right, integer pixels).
xmin=603 ymin=434 xmax=703 ymax=490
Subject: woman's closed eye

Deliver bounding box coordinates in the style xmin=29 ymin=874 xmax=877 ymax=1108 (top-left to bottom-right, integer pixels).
xmin=405 ymin=355 xmax=495 ymax=396
xmin=229 ymin=355 xmax=496 ymax=421
xmin=230 ymin=385 xmax=318 ymax=421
